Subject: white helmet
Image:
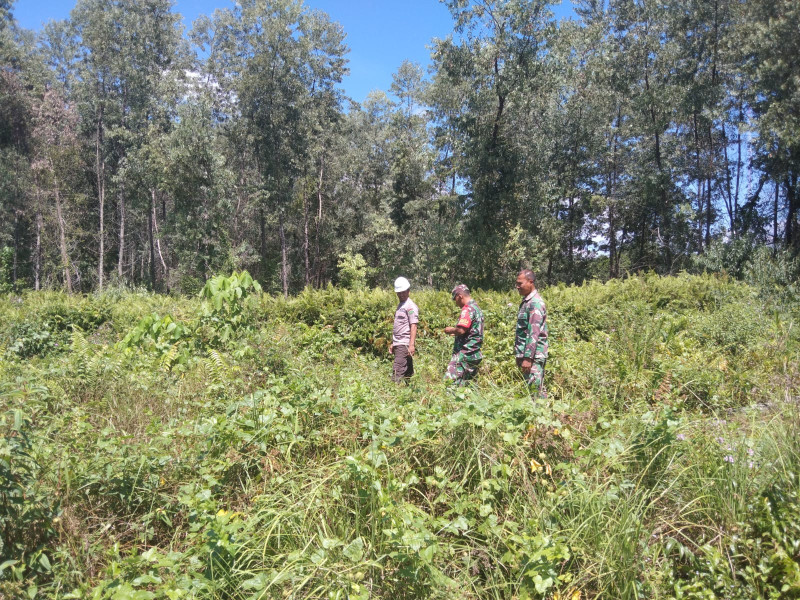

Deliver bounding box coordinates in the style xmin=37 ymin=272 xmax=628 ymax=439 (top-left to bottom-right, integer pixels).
xmin=394 ymin=276 xmax=411 ymax=292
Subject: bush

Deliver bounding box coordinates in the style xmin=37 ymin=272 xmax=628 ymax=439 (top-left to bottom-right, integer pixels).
xmin=337 ymin=252 xmax=369 ymax=291
xmin=2 ymin=294 xmax=111 ymax=358
xmin=0 ymin=411 xmax=58 ymax=581
xmin=0 ymin=247 xmax=12 ymax=294
xmin=0 ymin=273 xmax=797 ymax=599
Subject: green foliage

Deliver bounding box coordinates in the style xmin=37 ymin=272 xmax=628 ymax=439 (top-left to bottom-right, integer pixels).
xmin=663 ymin=415 xmax=800 ymax=599
xmin=200 ymin=270 xmax=262 ymax=313
xmin=0 ymin=274 xmax=798 ymax=598
xmin=118 ymin=313 xmax=191 ymax=369
xmin=693 ymin=237 xmax=758 ymax=279
xmin=3 ymin=0 xmax=800 ymax=299
xmin=744 ymin=247 xmax=800 ymax=312
xmin=198 ymin=271 xmax=262 ymax=347
xmin=0 ymin=246 xmax=12 ymax=293
xmin=2 ymin=293 xmax=111 ymax=358
xmin=337 ymin=252 xmax=368 ymax=290
xmin=630 ymin=407 xmax=681 ymax=487
xmin=0 ymin=409 xmax=58 ymax=586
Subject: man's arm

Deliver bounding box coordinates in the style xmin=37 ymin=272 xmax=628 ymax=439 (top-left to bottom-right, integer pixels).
xmin=408 ymin=323 xmax=417 ymax=355
xmin=519 ymin=311 xmax=534 ymax=372
xmin=446 ymin=306 xmax=471 ymax=336
xmin=444 ymin=325 xmax=468 ymax=336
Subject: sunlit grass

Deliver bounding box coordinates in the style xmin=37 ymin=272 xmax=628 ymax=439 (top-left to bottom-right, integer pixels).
xmin=0 ymin=273 xmax=798 ymax=598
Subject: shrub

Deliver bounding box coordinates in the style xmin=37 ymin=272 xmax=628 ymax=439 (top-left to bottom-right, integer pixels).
xmin=0 ymin=273 xmax=796 ymax=599
xmin=0 ymin=247 xmax=12 ymax=294
xmin=337 ymin=252 xmax=369 ymax=291
xmin=0 ymin=411 xmax=58 ymax=582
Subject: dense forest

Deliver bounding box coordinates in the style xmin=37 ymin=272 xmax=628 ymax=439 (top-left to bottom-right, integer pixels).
xmin=0 ymin=0 xmax=799 ymax=294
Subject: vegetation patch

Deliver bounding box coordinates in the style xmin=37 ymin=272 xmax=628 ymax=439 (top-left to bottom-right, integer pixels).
xmin=1 ymin=273 xmax=798 ymax=598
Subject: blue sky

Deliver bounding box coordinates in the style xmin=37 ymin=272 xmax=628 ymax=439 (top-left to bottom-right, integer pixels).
xmin=12 ymin=0 xmax=575 ymax=104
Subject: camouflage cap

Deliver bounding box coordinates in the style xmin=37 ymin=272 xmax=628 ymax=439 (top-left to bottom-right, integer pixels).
xmin=451 ymin=284 xmax=470 ymax=299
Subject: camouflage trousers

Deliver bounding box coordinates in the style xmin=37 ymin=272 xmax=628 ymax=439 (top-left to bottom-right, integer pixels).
xmin=518 ymin=359 xmax=546 ymax=396
xmin=445 ymin=352 xmax=481 ymax=385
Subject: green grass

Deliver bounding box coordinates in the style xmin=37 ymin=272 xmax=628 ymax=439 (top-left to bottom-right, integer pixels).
xmin=1 ymin=273 xmax=799 ymax=599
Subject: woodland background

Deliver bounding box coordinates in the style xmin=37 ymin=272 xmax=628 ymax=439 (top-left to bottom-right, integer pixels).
xmin=0 ymin=0 xmax=799 ymax=294
xmin=3 ymin=2 xmax=800 ymax=596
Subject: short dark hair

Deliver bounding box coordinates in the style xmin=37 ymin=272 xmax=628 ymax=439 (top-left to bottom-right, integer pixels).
xmin=518 ymin=269 xmax=536 ymax=285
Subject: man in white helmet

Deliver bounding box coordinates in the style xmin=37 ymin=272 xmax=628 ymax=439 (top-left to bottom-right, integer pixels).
xmin=390 ymin=276 xmax=419 ymax=382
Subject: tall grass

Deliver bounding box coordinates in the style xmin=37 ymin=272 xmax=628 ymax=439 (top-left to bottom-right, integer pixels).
xmin=0 ymin=273 xmax=798 ymax=598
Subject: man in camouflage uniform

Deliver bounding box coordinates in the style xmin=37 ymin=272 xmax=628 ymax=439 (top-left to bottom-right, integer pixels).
xmin=444 ymin=284 xmax=484 ymax=385
xmin=514 ymin=270 xmax=548 ymax=395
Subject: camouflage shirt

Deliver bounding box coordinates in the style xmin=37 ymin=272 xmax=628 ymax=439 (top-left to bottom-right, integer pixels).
xmin=453 ymin=299 xmax=484 ymax=361
xmin=515 ymin=290 xmax=548 ymax=362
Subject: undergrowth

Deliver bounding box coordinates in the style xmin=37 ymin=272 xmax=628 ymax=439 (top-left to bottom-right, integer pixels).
xmin=0 ymin=272 xmax=798 ymax=599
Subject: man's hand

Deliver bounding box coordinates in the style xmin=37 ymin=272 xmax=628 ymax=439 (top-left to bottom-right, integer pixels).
xmin=517 ymin=357 xmax=533 ymax=374
xmin=389 ymin=344 xmax=394 ymax=355
xmin=408 ymin=343 xmax=415 ymax=356
xmin=444 ymin=326 xmax=455 ymax=335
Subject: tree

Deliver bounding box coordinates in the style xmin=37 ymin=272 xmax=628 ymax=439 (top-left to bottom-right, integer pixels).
xmin=388 ymin=61 xmax=432 ymax=228
xmin=196 ymin=0 xmax=347 ymax=295
xmin=429 ymin=0 xmax=558 ymax=286
xmin=71 ymin=0 xmax=186 ymax=289
xmin=733 ymin=0 xmax=800 ymax=247
xmin=0 ymin=9 xmax=36 ymax=288
xmin=30 ymin=87 xmax=81 ymax=291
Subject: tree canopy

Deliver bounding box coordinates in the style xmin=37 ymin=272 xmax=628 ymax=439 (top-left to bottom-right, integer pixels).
xmin=0 ymin=0 xmax=797 ymax=294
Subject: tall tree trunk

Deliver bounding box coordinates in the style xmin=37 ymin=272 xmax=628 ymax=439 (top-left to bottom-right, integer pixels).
xmin=644 ymin=63 xmax=669 ymax=265
xmin=567 ymin=196 xmax=574 ymax=270
xmin=149 ymin=189 xmax=169 ymax=288
xmin=279 ymin=211 xmax=289 ymax=298
xmin=786 ymin=174 xmax=798 ymax=248
xmin=490 ymin=57 xmax=505 ymax=152
xmin=259 ymin=206 xmax=267 ymax=273
xmin=317 ymin=158 xmax=324 ymax=223
xmin=620 ymin=226 xmax=628 ymax=276
xmin=697 ymin=179 xmax=706 ymax=251
xmin=693 ymin=113 xmax=704 ymax=251
xmin=12 ymin=211 xmax=19 ymax=285
xmin=303 ymin=193 xmax=310 ymax=287
xmin=34 ymin=199 xmax=42 ymax=291
xmin=54 ymin=177 xmax=72 ymax=293
xmin=609 ymin=203 xmax=617 ymax=279
xmin=148 ymin=191 xmax=157 ymax=288
xmin=315 ymin=158 xmax=324 ymax=286
xmin=118 ymin=184 xmax=125 ymax=280
xmin=705 ymin=177 xmax=712 ymax=248
xmin=774 ymin=181 xmax=780 ymax=248
xmin=733 ymin=103 xmax=744 ymax=231
xmin=96 ymin=105 xmax=106 ymax=291
xmin=609 ymin=107 xmax=621 ymax=279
